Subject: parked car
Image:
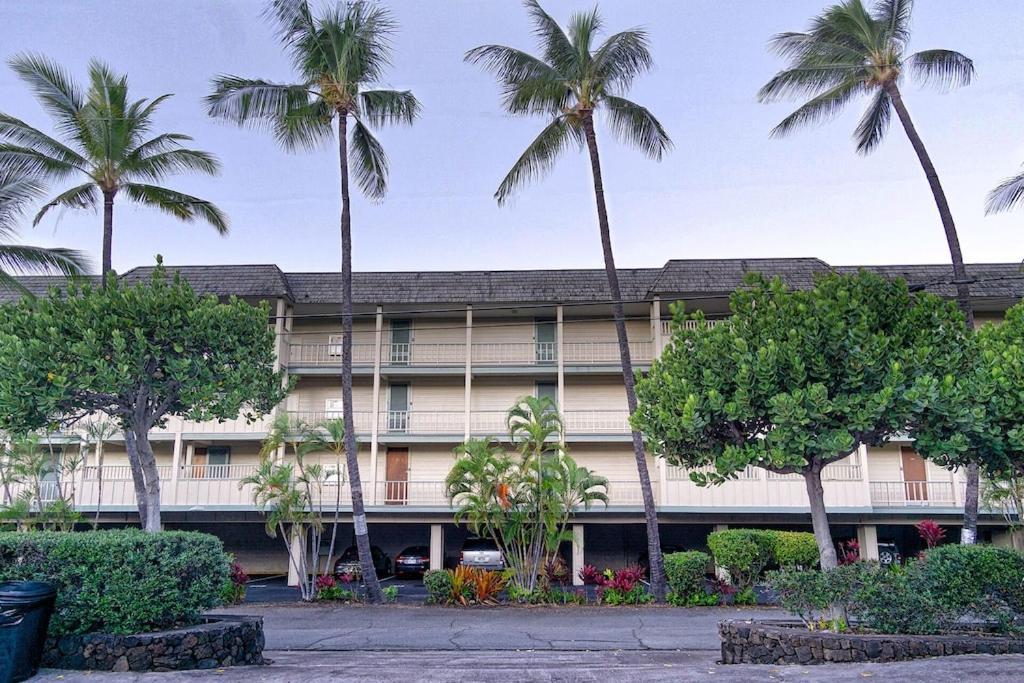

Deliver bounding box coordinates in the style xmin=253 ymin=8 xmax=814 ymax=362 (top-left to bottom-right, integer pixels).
xmin=459 ymin=537 xmax=504 ymax=571
xmin=334 ymin=545 xmax=392 ymax=579
xmin=394 ymin=545 xmax=430 ymax=577
xmin=877 ymin=542 xmax=902 ymax=567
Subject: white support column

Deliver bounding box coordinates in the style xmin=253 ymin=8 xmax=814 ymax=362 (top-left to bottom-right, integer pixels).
xmin=572 ymin=524 xmax=585 ymax=586
xmin=652 ymin=296 xmax=663 ymax=354
xmin=185 ymin=442 xmax=195 ymax=469
xmin=859 ymin=444 xmax=872 ymax=507
xmin=169 ymin=431 xmax=183 ymax=503
xmin=713 ymin=524 xmax=730 ymax=580
xmin=287 ymin=532 xmax=303 ymax=587
xmin=658 ymin=459 xmax=668 ymax=505
xmin=273 ymin=297 xmax=286 ymax=372
xmin=857 ymin=525 xmax=879 ymax=561
xmin=464 ymin=305 xmax=473 ymax=441
xmin=275 ymin=305 xmax=294 ymax=460
xmin=430 ymin=523 xmax=444 ymax=571
xmin=556 ymin=305 xmax=565 ymax=424
xmin=949 ymin=467 xmax=960 ymax=508
xmin=369 ymin=305 xmax=383 ymax=505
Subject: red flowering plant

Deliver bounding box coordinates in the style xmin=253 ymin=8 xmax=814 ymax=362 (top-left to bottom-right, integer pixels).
xmin=316 ymin=573 xmax=355 ymax=601
xmin=220 ymin=559 xmax=249 ymax=605
xmin=597 ymin=565 xmax=652 ymax=605
xmin=837 ymin=540 xmax=860 ymax=565
xmin=915 ymin=520 xmax=946 ymax=550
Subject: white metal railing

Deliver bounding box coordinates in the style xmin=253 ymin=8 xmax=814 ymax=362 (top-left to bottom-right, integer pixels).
xmin=472 ymin=342 xmax=557 ymax=365
xmin=562 ymin=341 xmax=655 ymax=363
xmin=377 ymin=480 xmax=447 ymax=506
xmin=179 ymin=463 xmax=258 ymax=481
xmin=381 ymin=410 xmax=464 ymax=434
xmin=662 ymin=318 xmax=728 ymax=338
xmin=869 ymin=480 xmax=957 ymax=507
xmin=564 ymin=410 xmax=631 ymax=434
xmin=286 ymin=410 xmax=375 ymax=433
xmin=286 ymin=342 xmax=375 ymax=367
xmin=668 ymin=464 xmax=761 ymax=481
xmin=385 ymin=342 xmax=465 ymax=366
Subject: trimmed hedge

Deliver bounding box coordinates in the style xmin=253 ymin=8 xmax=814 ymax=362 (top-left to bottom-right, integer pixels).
xmin=772 ymin=531 xmax=819 ymax=569
xmin=423 ymin=569 xmax=453 ymax=605
xmin=664 ymin=551 xmax=710 ymax=597
xmin=707 ymin=529 xmax=819 ymax=590
xmin=0 ymin=530 xmax=229 ymax=636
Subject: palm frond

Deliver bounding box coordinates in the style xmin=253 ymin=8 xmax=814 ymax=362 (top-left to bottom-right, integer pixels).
xmin=603 ymin=95 xmax=671 ymax=161
xmin=32 ymin=183 xmax=99 ymax=226
xmin=985 ymin=170 xmax=1024 ymax=215
xmin=464 ymin=45 xmax=567 ymax=115
xmin=314 ymin=0 xmax=397 ymax=86
xmin=349 ymin=118 xmax=388 ymax=201
xmin=853 ymin=86 xmax=892 ymax=154
xmin=591 ymin=29 xmax=653 ymax=91
xmin=359 ymin=89 xmax=420 ymax=127
xmin=0 ymin=245 xmax=90 ymax=277
xmin=7 ymin=53 xmax=83 ymax=137
xmin=495 ymin=115 xmax=582 ymax=205
xmin=0 ymin=143 xmax=84 ymax=181
xmin=876 ymin=0 xmax=914 ymax=46
xmin=121 ymin=148 xmax=221 ymax=181
xmin=907 ymin=49 xmax=974 ymax=91
xmin=205 ymin=76 xmax=315 ymax=126
xmin=768 ymin=78 xmax=865 ymax=139
xmin=0 ymin=114 xmax=87 ymax=169
xmin=121 ymin=183 xmax=229 ymax=234
xmin=0 ymin=172 xmax=44 ymax=236
xmin=273 ymin=99 xmax=334 ymax=152
xmin=524 ymin=0 xmax=578 ymax=75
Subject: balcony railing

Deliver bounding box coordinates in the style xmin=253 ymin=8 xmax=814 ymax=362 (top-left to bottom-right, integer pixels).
xmin=869 ymin=480 xmax=958 ymax=507
xmin=661 ymin=318 xmax=727 ymax=338
xmin=562 ymin=341 xmax=654 ymax=363
xmin=286 ymin=342 xmax=376 ymax=367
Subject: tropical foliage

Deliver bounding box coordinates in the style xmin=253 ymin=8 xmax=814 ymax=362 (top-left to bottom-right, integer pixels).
xmin=467 ymin=0 xmax=671 ymax=600
xmin=207 ymin=0 xmax=420 ymax=603
xmin=633 ymin=271 xmax=968 ymax=568
xmin=0 ymin=432 xmax=83 ymax=531
xmin=445 ymin=396 xmax=608 ymax=593
xmin=0 ymin=56 xmax=226 ymax=274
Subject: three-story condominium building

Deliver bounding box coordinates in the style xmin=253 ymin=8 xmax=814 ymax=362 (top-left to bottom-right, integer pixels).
xmin=4 ymin=257 xmax=1021 ymax=580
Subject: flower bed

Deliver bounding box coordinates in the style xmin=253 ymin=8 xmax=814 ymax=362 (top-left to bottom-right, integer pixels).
xmin=719 ymin=620 xmax=1024 ymax=665
xmin=43 ymin=615 xmax=265 ymax=672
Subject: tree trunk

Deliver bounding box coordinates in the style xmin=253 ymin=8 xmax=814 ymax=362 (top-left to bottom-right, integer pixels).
xmin=123 ymin=429 xmax=150 ymax=528
xmin=102 ymin=189 xmax=115 ymax=278
xmin=135 ymin=428 xmax=162 ymax=533
xmin=804 ymin=461 xmax=838 ymax=569
xmin=337 ymin=114 xmax=383 ymax=602
xmin=580 ymin=113 xmax=666 ymax=601
xmin=886 ymin=82 xmax=978 ymax=544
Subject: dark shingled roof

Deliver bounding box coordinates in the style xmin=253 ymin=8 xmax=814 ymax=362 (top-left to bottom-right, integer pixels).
xmin=1 ymin=259 xmax=1021 ymax=305
xmin=286 ymin=268 xmax=661 ymax=304
xmin=121 ymin=264 xmax=293 ymax=300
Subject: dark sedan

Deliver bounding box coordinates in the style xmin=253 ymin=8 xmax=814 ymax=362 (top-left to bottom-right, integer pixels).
xmin=394 ymin=545 xmax=431 ymax=577
xmin=334 ymin=545 xmax=392 ymax=579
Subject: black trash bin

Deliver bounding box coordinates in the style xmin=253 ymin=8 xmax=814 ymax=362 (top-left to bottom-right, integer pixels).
xmin=0 ymin=581 xmax=57 ymax=683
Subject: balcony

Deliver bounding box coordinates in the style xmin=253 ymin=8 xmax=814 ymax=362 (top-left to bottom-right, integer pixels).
xmin=284 ymin=340 xmax=656 ymax=370
xmin=869 ymin=480 xmax=959 ymax=507
xmin=661 ymin=319 xmax=727 ymax=338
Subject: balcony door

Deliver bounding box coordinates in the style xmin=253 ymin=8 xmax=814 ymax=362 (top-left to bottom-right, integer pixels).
xmin=900 ymin=447 xmax=928 ymax=501
xmin=385 ymin=447 xmax=409 ymax=505
xmin=388 ymin=383 xmax=409 ymax=432
xmin=192 ymin=446 xmax=230 ymax=479
xmin=390 ymin=320 xmax=411 ymax=365
xmin=535 ymin=319 xmax=556 ymax=364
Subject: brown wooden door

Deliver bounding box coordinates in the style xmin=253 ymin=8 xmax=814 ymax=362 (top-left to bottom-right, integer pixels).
xmin=385 ymin=448 xmax=409 ymax=504
xmin=192 ymin=447 xmax=208 ymax=479
xmin=900 ymin=447 xmax=928 ymax=501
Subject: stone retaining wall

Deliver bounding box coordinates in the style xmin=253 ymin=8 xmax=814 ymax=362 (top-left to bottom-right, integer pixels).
xmin=720 ymin=620 xmax=1024 ymax=665
xmin=43 ymin=615 xmax=265 ymax=672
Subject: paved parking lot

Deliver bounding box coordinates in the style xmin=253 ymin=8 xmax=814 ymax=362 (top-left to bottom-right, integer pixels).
xmin=34 ymin=605 xmax=1024 ymax=682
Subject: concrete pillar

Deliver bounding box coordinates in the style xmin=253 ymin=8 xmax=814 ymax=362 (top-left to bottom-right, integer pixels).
xmin=556 ymin=305 xmax=565 ymax=421
xmin=857 ymin=525 xmax=879 ymax=561
xmin=858 ymin=444 xmax=872 ymax=507
xmin=287 ymin=532 xmax=303 ymax=587
xmin=185 ymin=442 xmax=195 ymax=468
xmin=369 ymin=305 xmax=383 ymax=504
xmin=657 ymin=459 xmax=667 ymax=506
xmin=429 ymin=524 xmax=444 ymax=571
xmin=273 ymin=297 xmax=286 ymax=372
xmin=651 ymin=296 xmax=663 ymax=354
xmin=464 ymin=305 xmax=473 ymax=441
xmin=169 ymin=432 xmax=183 ymax=503
xmin=572 ymin=524 xmax=585 ymax=586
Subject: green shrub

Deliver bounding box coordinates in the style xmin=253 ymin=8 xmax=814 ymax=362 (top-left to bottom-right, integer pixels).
xmin=383 ymin=585 xmax=399 ymax=603
xmin=423 ymin=569 xmax=452 ymax=604
xmin=854 ymin=563 xmax=943 ymax=635
xmin=770 ymin=531 xmax=819 ymax=569
xmin=663 ymin=551 xmax=710 ymax=597
xmin=917 ymin=544 xmax=1024 ymax=632
xmin=0 ymin=529 xmax=229 ymax=636
xmin=707 ymin=529 xmax=775 ymax=591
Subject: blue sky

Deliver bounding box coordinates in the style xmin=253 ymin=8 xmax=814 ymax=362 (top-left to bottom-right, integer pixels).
xmin=2 ymin=0 xmax=1023 ymax=273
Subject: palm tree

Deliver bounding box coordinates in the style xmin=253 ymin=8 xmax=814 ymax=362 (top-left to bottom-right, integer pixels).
xmin=0 ymin=56 xmax=227 ymax=276
xmin=986 ymin=168 xmax=1024 ymax=215
xmin=466 ymin=0 xmax=671 ymax=601
xmin=305 ymin=418 xmax=349 ymax=579
xmin=0 ymin=171 xmax=88 ymax=292
xmin=758 ymin=0 xmax=983 ymax=544
xmin=206 ymin=1 xmax=420 ymax=602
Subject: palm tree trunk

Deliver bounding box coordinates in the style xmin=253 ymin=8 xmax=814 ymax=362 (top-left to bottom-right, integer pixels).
xmin=337 ymin=113 xmax=383 ymax=603
xmin=804 ymin=460 xmax=838 ymax=569
xmin=102 ymin=189 xmax=115 ymax=278
xmin=885 ymin=82 xmax=979 ymax=545
xmin=580 ymin=113 xmax=667 ymax=601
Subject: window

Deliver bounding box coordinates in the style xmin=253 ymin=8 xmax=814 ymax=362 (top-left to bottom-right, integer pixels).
xmin=193 ymin=446 xmax=231 ymax=479
xmin=390 ymin=320 xmax=411 ymax=364
xmin=328 ymin=334 xmax=343 ymax=357
xmin=534 ymin=319 xmax=556 ymax=363
xmin=388 ymin=383 xmax=409 ymax=431
xmin=536 ymin=382 xmax=558 ymax=405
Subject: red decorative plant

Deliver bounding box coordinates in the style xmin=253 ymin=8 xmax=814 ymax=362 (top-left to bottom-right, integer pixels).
xmin=915 ymin=520 xmax=946 ymax=549
xmin=315 ymin=574 xmax=336 ymax=591
xmin=578 ymin=564 xmax=603 ymax=586
xmin=837 ymin=539 xmax=860 ymax=565
xmin=229 ymin=561 xmax=249 ymax=587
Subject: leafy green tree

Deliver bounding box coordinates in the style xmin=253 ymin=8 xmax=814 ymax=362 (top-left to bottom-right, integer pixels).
xmin=633 ymin=271 xmax=967 ymax=569
xmin=466 ymin=0 xmax=671 ymax=600
xmin=0 ymin=262 xmax=288 ymax=532
xmin=0 ymin=56 xmax=227 ymax=276
xmin=206 ymin=0 xmax=419 ymax=603
xmin=758 ymin=0 xmax=983 ymax=542
xmin=446 ymin=396 xmax=607 ymax=593
xmin=0 ymin=171 xmax=88 ymax=292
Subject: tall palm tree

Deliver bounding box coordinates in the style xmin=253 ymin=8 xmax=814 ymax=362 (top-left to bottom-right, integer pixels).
xmin=758 ymin=0 xmax=983 ymax=544
xmin=0 ymin=56 xmax=227 ymax=276
xmin=466 ymin=0 xmax=671 ymax=600
xmin=206 ymin=0 xmax=420 ymax=603
xmin=0 ymin=171 xmax=88 ymax=292
xmin=986 ymin=168 xmax=1024 ymax=215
